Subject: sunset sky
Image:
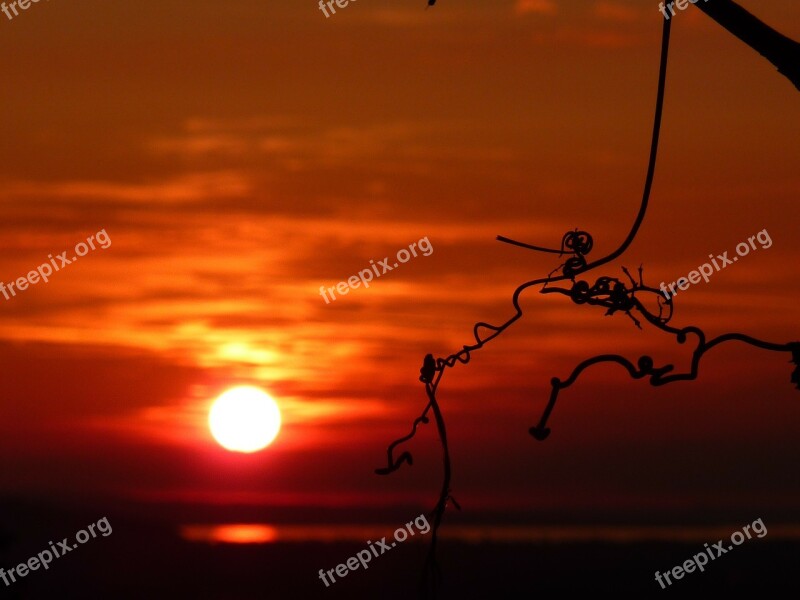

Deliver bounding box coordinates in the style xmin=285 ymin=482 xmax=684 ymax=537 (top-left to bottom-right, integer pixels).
xmin=1 ymin=0 xmax=799 ymax=531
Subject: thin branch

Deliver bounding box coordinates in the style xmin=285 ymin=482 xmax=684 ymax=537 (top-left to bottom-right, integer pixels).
xmin=694 ymin=0 xmax=800 ymax=91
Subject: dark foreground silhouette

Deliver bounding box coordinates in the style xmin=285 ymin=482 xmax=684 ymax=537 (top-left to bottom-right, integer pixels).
xmin=382 ymin=2 xmax=800 ymax=597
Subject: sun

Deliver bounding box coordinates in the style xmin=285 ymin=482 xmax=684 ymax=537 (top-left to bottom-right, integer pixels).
xmin=209 ymin=386 xmax=282 ymax=453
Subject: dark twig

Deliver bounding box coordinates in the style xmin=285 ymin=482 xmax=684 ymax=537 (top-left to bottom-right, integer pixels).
xmin=694 ymin=0 xmax=800 ymax=91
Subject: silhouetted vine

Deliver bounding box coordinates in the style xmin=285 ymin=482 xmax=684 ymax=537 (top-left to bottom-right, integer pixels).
xmin=376 ymin=9 xmax=798 ymax=599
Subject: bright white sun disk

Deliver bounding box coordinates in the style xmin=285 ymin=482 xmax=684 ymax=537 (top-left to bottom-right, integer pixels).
xmin=209 ymin=386 xmax=281 ymax=453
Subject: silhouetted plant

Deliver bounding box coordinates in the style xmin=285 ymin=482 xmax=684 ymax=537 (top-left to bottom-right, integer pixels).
xmin=379 ymin=3 xmax=800 ymax=597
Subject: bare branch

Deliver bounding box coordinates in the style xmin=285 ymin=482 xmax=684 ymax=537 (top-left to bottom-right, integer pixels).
xmin=694 ymin=0 xmax=800 ymax=90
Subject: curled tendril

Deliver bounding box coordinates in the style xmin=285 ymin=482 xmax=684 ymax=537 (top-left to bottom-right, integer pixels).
xmin=791 ymin=343 xmax=800 ymax=389
xmin=420 ymin=353 xmax=437 ymax=383
xmin=608 ymin=282 xmax=633 ymax=312
xmin=556 ymin=230 xmax=595 ymax=279
xmin=375 ymin=413 xmax=430 ymax=475
xmin=563 ymin=255 xmax=588 ymax=279
xmin=562 ymin=229 xmax=594 ymax=257
xmin=569 ymin=280 xmax=591 ymax=304
xmin=592 ymin=277 xmax=612 ymax=296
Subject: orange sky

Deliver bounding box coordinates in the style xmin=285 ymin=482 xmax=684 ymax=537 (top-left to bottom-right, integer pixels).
xmin=1 ymin=0 xmax=799 ymax=522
